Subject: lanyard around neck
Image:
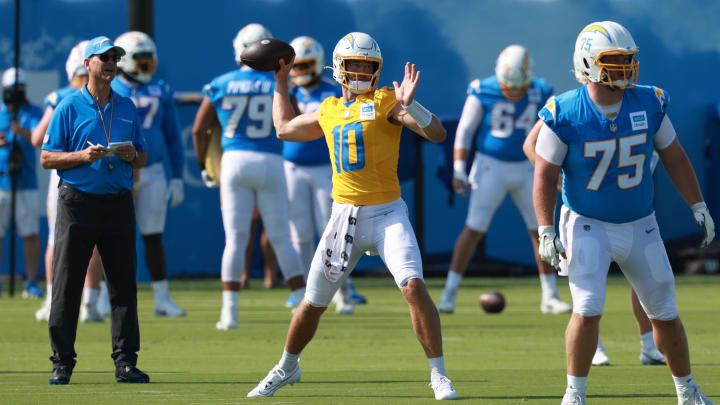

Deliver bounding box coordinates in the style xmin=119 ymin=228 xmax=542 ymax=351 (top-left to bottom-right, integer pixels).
xmin=86 ymin=87 xmax=114 ymax=145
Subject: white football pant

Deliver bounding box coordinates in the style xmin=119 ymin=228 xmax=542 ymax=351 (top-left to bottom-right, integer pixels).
xmin=466 ymin=152 xmax=537 ymax=232
xmin=559 ymin=205 xmax=678 ymax=321
xmin=46 ymin=169 xmax=60 ymax=244
xmin=220 ymin=150 xmax=304 ymax=283
xmin=0 ymin=189 xmax=39 ymax=238
xmin=305 ymin=198 xmax=424 ymax=307
xmin=135 ymin=162 xmax=169 ymax=235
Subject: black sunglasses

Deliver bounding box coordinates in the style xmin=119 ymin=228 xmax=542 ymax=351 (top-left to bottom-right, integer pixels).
xmin=96 ymin=53 xmax=122 ymax=63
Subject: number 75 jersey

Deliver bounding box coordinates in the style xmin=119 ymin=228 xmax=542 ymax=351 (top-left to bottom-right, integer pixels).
xmin=203 ymin=68 xmax=279 ymax=155
xmin=317 ymin=87 xmax=402 ymax=206
xmin=470 ymin=75 xmax=553 ymax=161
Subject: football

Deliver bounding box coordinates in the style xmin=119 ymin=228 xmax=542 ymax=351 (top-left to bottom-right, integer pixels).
xmin=240 ymin=38 xmax=295 ymax=72
xmin=479 ymin=290 xmax=505 ymax=314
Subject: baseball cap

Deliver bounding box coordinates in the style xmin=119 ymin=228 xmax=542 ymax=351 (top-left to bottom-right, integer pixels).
xmin=1 ymin=67 xmax=26 ymax=87
xmin=84 ymin=36 xmax=126 ymax=59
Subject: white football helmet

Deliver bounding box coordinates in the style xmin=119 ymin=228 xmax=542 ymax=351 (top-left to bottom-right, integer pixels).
xmin=289 ymin=36 xmax=324 ymax=86
xmin=115 ymin=31 xmax=157 ymax=83
xmin=495 ymin=44 xmax=534 ymax=101
xmin=332 ymin=32 xmax=382 ymax=94
xmin=65 ymin=40 xmax=89 ymax=82
xmin=233 ymin=23 xmax=272 ymax=65
xmin=573 ymin=21 xmax=638 ymax=88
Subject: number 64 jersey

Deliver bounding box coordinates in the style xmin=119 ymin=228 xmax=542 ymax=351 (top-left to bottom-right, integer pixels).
xmin=317 ymin=86 xmax=401 ymax=206
xmin=203 ymin=67 xmax=279 ymax=154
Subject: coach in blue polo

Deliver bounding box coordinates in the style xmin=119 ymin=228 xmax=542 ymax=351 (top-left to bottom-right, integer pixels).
xmin=41 ymin=36 xmax=149 ymax=385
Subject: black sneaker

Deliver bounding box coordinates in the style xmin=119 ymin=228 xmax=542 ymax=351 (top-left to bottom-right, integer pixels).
xmin=115 ymin=365 xmax=149 ymax=383
xmin=49 ymin=365 xmax=72 ymax=385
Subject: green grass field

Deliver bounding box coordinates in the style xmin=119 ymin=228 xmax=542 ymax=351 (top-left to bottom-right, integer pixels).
xmin=1 ymin=275 xmax=718 ymax=404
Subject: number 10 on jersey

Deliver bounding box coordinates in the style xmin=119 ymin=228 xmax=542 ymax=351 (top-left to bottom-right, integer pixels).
xmin=332 ymin=122 xmax=365 ymax=173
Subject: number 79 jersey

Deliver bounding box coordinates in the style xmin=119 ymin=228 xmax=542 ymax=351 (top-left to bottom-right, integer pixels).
xmin=317 ymin=87 xmax=401 ymax=206
xmin=203 ymin=68 xmax=279 ymax=155
xmin=538 ymin=85 xmax=669 ymax=223
xmin=471 ymin=76 xmax=552 ymax=161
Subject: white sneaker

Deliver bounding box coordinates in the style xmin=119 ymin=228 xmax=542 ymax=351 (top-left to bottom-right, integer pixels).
xmin=429 ymin=375 xmax=457 ymax=400
xmin=153 ymin=296 xmax=186 ymax=317
xmin=561 ymin=388 xmax=587 ymax=405
xmin=35 ymin=299 xmax=51 ymax=322
xmin=332 ymin=290 xmax=355 ymax=315
xmin=541 ymin=296 xmax=572 ymax=314
xmin=640 ymin=348 xmax=666 ymax=365
xmin=438 ymin=288 xmax=457 ymax=314
xmin=678 ymin=384 xmax=715 ymax=405
xmin=97 ymin=283 xmax=111 ymax=318
xmin=592 ymin=346 xmax=611 ymax=366
xmin=215 ymin=306 xmax=237 ymax=330
xmin=247 ymin=365 xmax=301 ymax=397
xmin=80 ymin=302 xmax=104 ymax=323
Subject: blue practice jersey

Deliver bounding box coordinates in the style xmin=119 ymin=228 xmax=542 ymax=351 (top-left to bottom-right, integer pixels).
xmin=203 ymin=68 xmax=279 ymax=154
xmin=112 ymin=77 xmax=184 ymax=178
xmin=0 ymin=102 xmax=42 ymax=189
xmin=284 ymin=78 xmax=341 ymax=166
xmin=45 ymin=86 xmax=79 ymax=109
xmin=539 ymin=85 xmax=669 ymax=223
xmin=469 ymin=76 xmax=553 ymax=161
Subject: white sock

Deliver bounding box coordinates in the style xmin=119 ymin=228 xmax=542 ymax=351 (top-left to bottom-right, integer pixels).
xmin=291 ymin=287 xmax=306 ymax=305
xmin=152 ymin=280 xmax=169 ymax=301
xmin=83 ymin=288 xmax=99 ymax=305
xmin=567 ymin=375 xmax=587 ymax=394
xmin=445 ymin=271 xmax=462 ymax=291
xmin=279 ymin=349 xmax=300 ymax=372
xmin=596 ymin=336 xmax=606 ymax=352
xmin=222 ymin=290 xmax=239 ymax=308
xmin=640 ymin=331 xmax=655 ymax=352
xmin=539 ymin=273 xmax=558 ymax=299
xmin=672 ymin=374 xmax=695 ymax=394
xmin=46 ymin=284 xmax=52 ymax=302
xmin=428 ymin=356 xmax=447 ymax=378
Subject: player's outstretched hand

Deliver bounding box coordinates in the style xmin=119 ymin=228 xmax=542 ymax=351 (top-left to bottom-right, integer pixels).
xmin=393 ymin=62 xmax=420 ymax=106
xmin=274 ymin=57 xmax=295 ymax=86
xmin=692 ymin=202 xmax=715 ymax=248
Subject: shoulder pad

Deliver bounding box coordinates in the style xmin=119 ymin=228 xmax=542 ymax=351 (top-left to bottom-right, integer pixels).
xmin=652 ymin=86 xmax=669 ymax=112
xmin=467 ymin=78 xmax=481 ymax=95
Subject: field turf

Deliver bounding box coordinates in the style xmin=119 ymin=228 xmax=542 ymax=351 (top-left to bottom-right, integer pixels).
xmin=1 ymin=275 xmax=718 ymax=404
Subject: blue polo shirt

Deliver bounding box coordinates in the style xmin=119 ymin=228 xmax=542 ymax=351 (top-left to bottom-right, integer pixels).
xmin=42 ymin=84 xmax=146 ymax=194
xmin=0 ymin=101 xmax=42 ymax=190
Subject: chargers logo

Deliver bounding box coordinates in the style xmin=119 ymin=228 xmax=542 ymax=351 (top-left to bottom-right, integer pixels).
xmin=629 ymin=111 xmax=648 ymax=131
xmin=582 ymin=25 xmax=612 ymax=42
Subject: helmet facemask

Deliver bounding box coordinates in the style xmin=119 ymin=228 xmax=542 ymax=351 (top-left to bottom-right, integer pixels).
xmin=337 ymin=56 xmax=381 ymax=94
xmin=290 ymin=59 xmax=318 ymax=86
xmin=594 ymin=50 xmax=639 ymax=89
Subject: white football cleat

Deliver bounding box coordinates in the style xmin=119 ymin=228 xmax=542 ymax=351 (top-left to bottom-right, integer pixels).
xmin=430 ymin=375 xmax=458 ymax=400
xmin=35 ymin=300 xmax=51 ymax=322
xmin=332 ymin=289 xmax=354 ymax=315
xmin=153 ymin=296 xmax=186 ymax=317
xmin=215 ymin=306 xmax=238 ymax=330
xmin=247 ymin=365 xmax=301 ymax=397
xmin=592 ymin=346 xmax=611 ymax=366
xmin=438 ymin=288 xmax=457 ymax=314
xmin=97 ymin=282 xmax=111 ymax=318
xmin=640 ymin=348 xmax=666 ymax=365
xmin=80 ymin=302 xmax=104 ymax=323
xmin=678 ymin=384 xmax=715 ymax=405
xmin=541 ymin=296 xmax=572 ymax=314
xmin=561 ymin=388 xmax=587 ymax=405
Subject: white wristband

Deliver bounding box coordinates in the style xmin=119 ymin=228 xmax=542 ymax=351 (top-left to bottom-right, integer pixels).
xmin=691 ymin=201 xmax=707 ymax=212
xmin=402 ymin=99 xmax=432 ymax=128
xmin=453 ymin=160 xmax=466 ymax=174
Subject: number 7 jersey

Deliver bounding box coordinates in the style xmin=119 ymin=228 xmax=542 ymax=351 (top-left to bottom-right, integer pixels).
xmin=317 ymin=87 xmax=401 ymax=206
xmin=203 ymin=67 xmax=279 ymax=154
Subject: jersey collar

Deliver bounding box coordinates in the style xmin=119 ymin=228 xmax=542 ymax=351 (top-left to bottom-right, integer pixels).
xmin=82 ymin=83 xmax=117 ymax=106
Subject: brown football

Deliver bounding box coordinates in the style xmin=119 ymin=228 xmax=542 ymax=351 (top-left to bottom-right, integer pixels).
xmin=240 ymin=38 xmax=295 ymax=72
xmin=479 ymin=290 xmax=505 ymax=314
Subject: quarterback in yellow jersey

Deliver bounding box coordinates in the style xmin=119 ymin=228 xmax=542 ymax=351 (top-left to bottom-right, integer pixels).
xmin=247 ymin=32 xmax=458 ymax=400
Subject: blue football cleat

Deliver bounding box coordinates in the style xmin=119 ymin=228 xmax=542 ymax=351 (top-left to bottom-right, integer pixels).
xmin=285 ymin=294 xmax=298 ymax=308
xmin=23 ymin=280 xmax=44 ymax=299
xmin=347 ymin=280 xmax=367 ymax=304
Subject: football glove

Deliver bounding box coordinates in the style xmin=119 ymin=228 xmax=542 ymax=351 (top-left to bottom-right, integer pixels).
xmin=452 ymin=160 xmax=469 ymax=195
xmin=691 ymin=202 xmax=715 ymax=248
xmin=538 ymin=225 xmax=564 ymax=268
xmin=201 ymin=169 xmax=218 ymax=188
xmin=166 ymin=178 xmax=184 ymax=208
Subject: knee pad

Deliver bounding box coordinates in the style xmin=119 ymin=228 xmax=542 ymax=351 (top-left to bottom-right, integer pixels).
xmin=640 ymin=280 xmax=678 ymax=321
xmin=571 ymin=293 xmax=604 ymax=317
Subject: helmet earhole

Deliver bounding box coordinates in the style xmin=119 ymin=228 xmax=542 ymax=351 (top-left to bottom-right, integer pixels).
xmin=583 ymin=58 xmax=590 ymax=69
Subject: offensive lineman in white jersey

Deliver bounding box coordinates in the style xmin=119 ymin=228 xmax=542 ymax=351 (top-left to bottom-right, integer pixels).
xmin=438 ymin=45 xmax=572 ymax=315
xmin=192 ymin=23 xmax=306 ymax=330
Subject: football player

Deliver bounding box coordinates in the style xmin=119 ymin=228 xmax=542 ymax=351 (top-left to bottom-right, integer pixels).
xmin=247 ymin=32 xmax=457 ymax=400
xmin=438 ymin=45 xmax=572 ymax=315
xmin=282 ymin=35 xmax=359 ymax=314
xmin=533 ymin=21 xmax=715 ymax=405
xmin=112 ymin=31 xmax=186 ymax=317
xmin=192 ymin=23 xmax=306 ymax=330
xmin=31 ymin=40 xmax=108 ymax=323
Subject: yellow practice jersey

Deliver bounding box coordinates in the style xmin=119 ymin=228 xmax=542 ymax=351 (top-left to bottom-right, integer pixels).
xmin=318 ymin=87 xmax=402 ymax=205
